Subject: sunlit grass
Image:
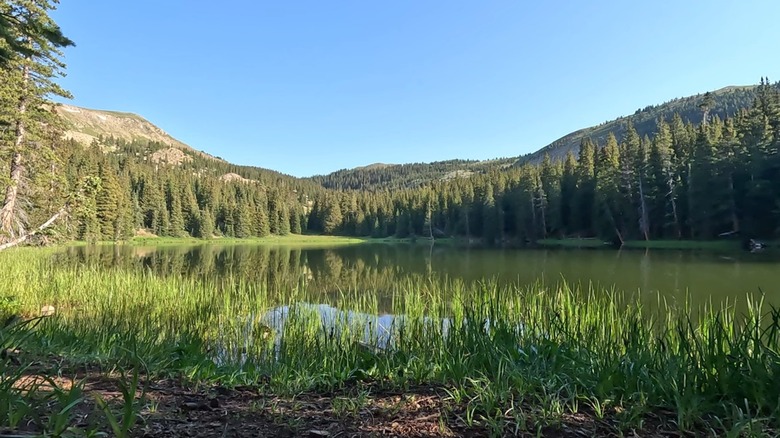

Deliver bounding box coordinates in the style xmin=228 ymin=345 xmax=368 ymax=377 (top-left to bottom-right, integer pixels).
xmin=1 ymin=248 xmax=778 ymax=435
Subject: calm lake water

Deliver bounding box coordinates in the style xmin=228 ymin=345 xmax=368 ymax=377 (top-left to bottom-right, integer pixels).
xmin=58 ymin=243 xmax=780 ymax=311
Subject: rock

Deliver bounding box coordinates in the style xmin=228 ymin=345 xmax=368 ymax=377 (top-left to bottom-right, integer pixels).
xmin=180 ymin=401 xmax=211 ymax=411
xmin=41 ymin=305 xmax=55 ymax=316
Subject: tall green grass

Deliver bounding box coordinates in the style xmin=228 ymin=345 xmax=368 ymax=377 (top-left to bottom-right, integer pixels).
xmin=1 ymin=248 xmax=778 ymax=434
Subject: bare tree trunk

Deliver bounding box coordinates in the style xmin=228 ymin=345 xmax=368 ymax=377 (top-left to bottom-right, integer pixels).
xmin=668 ymin=176 xmax=681 ymax=238
xmin=0 ymin=152 xmax=24 ymax=239
xmin=0 ymin=63 xmax=29 ymax=241
xmin=728 ymin=172 xmax=740 ymax=233
xmin=538 ymin=189 xmax=547 ymax=239
xmin=426 ymin=205 xmax=434 ymax=241
xmin=602 ymin=201 xmax=624 ymax=246
xmin=529 ymin=194 xmax=536 ymax=239
xmin=0 ymin=205 xmax=66 ymax=251
xmin=638 ymin=175 xmax=650 ymax=241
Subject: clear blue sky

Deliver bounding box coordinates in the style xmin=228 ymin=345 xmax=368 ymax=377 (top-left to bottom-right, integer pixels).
xmin=51 ymin=1 xmax=780 ymax=177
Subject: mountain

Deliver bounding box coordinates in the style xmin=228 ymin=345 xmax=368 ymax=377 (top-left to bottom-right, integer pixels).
xmin=55 ymin=104 xmax=318 ymax=187
xmin=308 ymin=158 xmax=516 ymax=191
xmin=54 ymin=82 xmax=775 ymax=191
xmin=517 ymin=84 xmax=775 ymax=164
xmin=55 ymin=104 xmax=520 ymax=193
xmin=56 ymin=105 xmax=209 ymax=156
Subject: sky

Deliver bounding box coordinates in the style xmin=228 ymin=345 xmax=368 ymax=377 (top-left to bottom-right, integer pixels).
xmin=51 ymin=1 xmax=780 ymax=177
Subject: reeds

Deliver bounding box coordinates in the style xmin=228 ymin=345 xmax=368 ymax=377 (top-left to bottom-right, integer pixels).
xmin=1 ymin=248 xmax=778 ymax=434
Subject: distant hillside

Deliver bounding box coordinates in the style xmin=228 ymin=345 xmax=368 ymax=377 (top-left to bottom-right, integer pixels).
xmin=56 ymin=105 xmax=208 ymax=156
xmin=55 ymin=104 xmax=323 ymax=192
xmin=517 ymin=84 xmax=777 ymax=164
xmin=309 ymin=158 xmax=516 ymax=191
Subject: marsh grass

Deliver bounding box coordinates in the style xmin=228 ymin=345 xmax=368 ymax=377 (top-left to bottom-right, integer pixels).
xmin=1 ymin=248 xmax=779 ymax=435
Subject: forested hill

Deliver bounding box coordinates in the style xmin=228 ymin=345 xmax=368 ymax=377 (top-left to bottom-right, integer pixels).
xmin=309 ymin=158 xmax=516 ymax=191
xmin=518 ymin=84 xmax=776 ymax=164
xmin=56 ymin=104 xmax=319 ymax=189
xmin=310 ymin=84 xmax=777 ymax=190
xmin=3 ymin=104 xmax=328 ymax=242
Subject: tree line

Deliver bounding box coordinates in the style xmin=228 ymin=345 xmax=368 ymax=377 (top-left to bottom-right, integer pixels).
xmin=2 ymin=2 xmax=779 ymax=246
xmin=58 ymin=138 xmax=318 ymax=242
xmin=307 ymin=80 xmax=780 ymax=244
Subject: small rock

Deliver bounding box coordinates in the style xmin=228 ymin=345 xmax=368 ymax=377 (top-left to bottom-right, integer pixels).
xmin=180 ymin=401 xmax=210 ymax=411
xmin=41 ymin=305 xmax=55 ymax=316
xmin=308 ymin=430 xmax=330 ymax=437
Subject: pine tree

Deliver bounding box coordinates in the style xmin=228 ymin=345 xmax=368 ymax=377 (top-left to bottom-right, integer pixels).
xmin=481 ymin=183 xmax=497 ymax=244
xmin=276 ymin=204 xmax=291 ymax=236
xmin=234 ymin=202 xmax=253 ymax=238
xmin=322 ymin=196 xmax=342 ymax=235
xmin=618 ymin=123 xmax=642 ymax=239
xmin=0 ymin=1 xmax=73 ymax=65
xmin=575 ymin=138 xmax=596 ymax=236
xmin=560 ymin=152 xmax=578 ymax=235
xmin=198 ymin=208 xmax=215 ymax=238
xmin=256 ymin=203 xmax=271 ymax=237
xmin=95 ymin=162 xmax=122 ymax=239
xmin=539 ymin=155 xmax=560 ymax=236
xmin=290 ymin=206 xmax=302 ymax=234
xmin=595 ymin=133 xmax=623 ymax=243
xmin=168 ymin=185 xmax=186 ymax=237
xmin=688 ymin=126 xmax=718 ymax=238
xmin=648 ymin=119 xmax=676 ymax=237
xmin=0 ymin=0 xmax=73 ymax=242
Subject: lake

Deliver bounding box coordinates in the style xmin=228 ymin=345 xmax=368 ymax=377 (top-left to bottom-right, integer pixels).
xmin=58 ymin=243 xmax=780 ymax=312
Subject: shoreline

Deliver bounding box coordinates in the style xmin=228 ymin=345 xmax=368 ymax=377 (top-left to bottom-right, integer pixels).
xmin=58 ymin=234 xmax=773 ymax=253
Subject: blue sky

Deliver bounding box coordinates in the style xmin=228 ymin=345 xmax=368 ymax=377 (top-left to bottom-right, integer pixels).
xmin=52 ymin=1 xmax=780 ymax=177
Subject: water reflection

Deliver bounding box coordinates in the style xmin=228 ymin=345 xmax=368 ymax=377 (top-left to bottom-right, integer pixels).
xmin=56 ymin=243 xmax=780 ymax=311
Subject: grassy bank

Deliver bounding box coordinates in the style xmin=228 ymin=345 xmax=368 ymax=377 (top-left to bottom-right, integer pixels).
xmin=1 ymin=248 xmax=779 ymax=436
xmin=69 ymin=234 xmax=453 ymax=247
xmin=129 ymin=234 xmax=371 ymax=246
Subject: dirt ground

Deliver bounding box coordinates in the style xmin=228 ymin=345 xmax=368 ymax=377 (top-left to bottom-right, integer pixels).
xmin=2 ymin=370 xmax=682 ymax=437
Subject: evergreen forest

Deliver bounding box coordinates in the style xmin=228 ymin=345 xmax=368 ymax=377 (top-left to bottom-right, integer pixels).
xmin=1 ymin=0 xmax=780 ymax=247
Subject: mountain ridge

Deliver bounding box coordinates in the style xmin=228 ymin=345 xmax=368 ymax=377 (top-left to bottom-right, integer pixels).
xmin=56 ymin=104 xmax=223 ymax=162
xmin=56 ymin=81 xmax=776 ymax=188
xmin=515 ymin=83 xmax=776 ymax=164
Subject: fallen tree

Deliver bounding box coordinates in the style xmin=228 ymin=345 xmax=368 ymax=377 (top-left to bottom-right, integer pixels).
xmin=0 ymin=205 xmax=67 ymax=251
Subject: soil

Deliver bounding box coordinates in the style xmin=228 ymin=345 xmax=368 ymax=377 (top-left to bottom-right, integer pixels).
xmin=5 ymin=368 xmax=680 ymax=437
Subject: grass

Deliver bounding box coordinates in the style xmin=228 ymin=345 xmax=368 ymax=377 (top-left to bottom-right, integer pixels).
xmin=1 ymin=248 xmax=779 ymax=435
xmin=72 ymin=234 xmax=451 ymax=247
xmin=66 ymin=234 xmax=373 ymax=247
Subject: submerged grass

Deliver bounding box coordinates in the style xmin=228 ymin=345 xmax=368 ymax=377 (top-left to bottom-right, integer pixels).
xmin=1 ymin=248 xmax=779 ymax=435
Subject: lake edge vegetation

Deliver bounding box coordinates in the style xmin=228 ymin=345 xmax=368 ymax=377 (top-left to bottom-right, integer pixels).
xmin=2 ymin=248 xmax=780 ymax=436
